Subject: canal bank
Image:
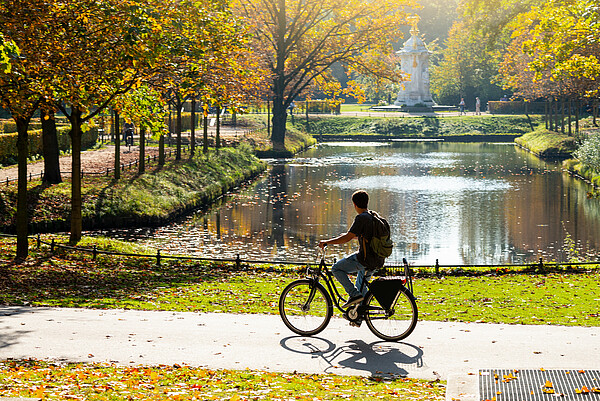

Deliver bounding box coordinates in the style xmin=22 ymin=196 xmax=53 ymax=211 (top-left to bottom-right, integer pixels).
xmin=0 ymin=146 xmax=267 ymax=234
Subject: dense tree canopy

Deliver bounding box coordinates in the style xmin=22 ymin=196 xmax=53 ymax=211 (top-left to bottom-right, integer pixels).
xmin=1 ymin=0 xmax=251 ymax=255
xmin=430 ymin=0 xmax=599 ymax=107
xmin=501 ymin=0 xmax=600 ymax=99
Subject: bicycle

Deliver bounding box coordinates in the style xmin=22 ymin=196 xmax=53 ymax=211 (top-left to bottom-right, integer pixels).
xmin=278 ymin=250 xmax=418 ymax=341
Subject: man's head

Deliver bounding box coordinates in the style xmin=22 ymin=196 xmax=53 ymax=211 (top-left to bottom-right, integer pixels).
xmin=352 ymin=190 xmax=369 ymax=210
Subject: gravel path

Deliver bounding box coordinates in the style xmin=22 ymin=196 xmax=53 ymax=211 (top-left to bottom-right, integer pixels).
xmin=0 ymin=145 xmax=159 ymax=183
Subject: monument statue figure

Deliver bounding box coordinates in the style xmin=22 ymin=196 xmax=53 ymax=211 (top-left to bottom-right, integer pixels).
xmin=394 ymin=16 xmax=435 ymax=108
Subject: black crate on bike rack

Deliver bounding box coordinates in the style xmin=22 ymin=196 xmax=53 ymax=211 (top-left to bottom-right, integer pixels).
xmin=369 ymin=276 xmax=405 ymax=310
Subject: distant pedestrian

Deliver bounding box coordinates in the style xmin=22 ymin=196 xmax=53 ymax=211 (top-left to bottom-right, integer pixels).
xmin=459 ymin=98 xmax=466 ymax=115
xmin=475 ymin=97 xmax=481 ymax=115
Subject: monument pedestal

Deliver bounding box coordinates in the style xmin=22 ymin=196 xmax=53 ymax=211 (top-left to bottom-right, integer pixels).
xmin=394 ymin=17 xmax=435 ymax=109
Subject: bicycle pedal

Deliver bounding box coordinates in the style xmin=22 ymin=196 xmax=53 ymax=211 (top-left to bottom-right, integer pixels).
xmin=349 ymin=320 xmax=362 ymax=327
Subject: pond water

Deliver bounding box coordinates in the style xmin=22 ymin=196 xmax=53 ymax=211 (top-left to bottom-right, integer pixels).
xmin=105 ymin=142 xmax=600 ymax=266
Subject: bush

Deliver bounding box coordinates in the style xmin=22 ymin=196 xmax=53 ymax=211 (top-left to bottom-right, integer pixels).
xmin=488 ymin=101 xmax=547 ymax=115
xmin=574 ymin=134 xmax=600 ymax=174
xmin=0 ymin=126 xmax=98 ymax=166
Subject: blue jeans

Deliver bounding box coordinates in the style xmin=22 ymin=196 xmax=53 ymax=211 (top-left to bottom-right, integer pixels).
xmin=331 ymin=253 xmax=372 ymax=299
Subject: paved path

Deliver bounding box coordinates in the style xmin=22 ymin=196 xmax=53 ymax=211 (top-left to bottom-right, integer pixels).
xmin=1 ymin=306 xmax=598 ymax=381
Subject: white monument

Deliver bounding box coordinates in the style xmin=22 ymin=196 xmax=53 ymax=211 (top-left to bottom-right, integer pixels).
xmin=394 ymin=16 xmax=435 ymax=108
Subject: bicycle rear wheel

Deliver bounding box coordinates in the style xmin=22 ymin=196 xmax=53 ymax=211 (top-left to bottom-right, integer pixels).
xmin=279 ymin=279 xmax=333 ymax=336
xmin=364 ymin=288 xmax=418 ymax=341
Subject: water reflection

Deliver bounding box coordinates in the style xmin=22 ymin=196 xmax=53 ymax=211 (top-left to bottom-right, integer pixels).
xmin=103 ymin=142 xmax=600 ymax=265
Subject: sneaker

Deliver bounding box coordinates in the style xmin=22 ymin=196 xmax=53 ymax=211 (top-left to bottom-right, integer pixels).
xmin=342 ymin=295 xmax=364 ymax=309
xmin=349 ymin=319 xmax=362 ymax=327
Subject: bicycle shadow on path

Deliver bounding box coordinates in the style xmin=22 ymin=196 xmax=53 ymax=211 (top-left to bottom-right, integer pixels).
xmin=280 ymin=336 xmax=426 ymax=379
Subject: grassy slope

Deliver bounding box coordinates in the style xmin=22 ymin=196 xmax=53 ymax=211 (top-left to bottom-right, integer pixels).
xmin=0 ymin=147 xmax=266 ymax=230
xmin=514 ymin=129 xmax=577 ymax=157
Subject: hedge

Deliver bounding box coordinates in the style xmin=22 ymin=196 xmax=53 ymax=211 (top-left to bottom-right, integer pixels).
xmin=0 ymin=126 xmax=99 ymax=165
xmin=488 ymin=101 xmax=547 ymax=115
xmin=1 ymin=121 xmax=42 ymax=133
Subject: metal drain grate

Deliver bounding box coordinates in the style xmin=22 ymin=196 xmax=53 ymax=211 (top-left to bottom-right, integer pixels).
xmin=479 ymin=369 xmax=600 ymax=401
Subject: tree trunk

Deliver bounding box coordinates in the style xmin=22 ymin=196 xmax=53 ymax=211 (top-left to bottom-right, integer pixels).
xmin=554 ymin=99 xmax=560 ymax=131
xmin=69 ymin=109 xmax=83 ymax=244
xmin=306 ymin=100 xmax=310 ymax=132
xmin=216 ymin=106 xmax=221 ymax=152
xmin=41 ymin=109 xmax=62 ymax=184
xmin=175 ymin=99 xmax=182 ymax=160
xmin=560 ymin=98 xmax=565 ymax=134
xmin=567 ymin=99 xmax=572 ymax=136
xmin=15 ymin=117 xmax=30 ymax=260
xmin=548 ymin=99 xmax=553 ymax=131
xmin=114 ymin=110 xmax=121 ymax=180
xmin=110 ymin=109 xmax=115 ymax=142
xmin=203 ymin=111 xmax=208 ymax=154
xmin=271 ymin=98 xmax=287 ymax=151
xmin=139 ymin=126 xmax=146 ymax=174
xmin=190 ymin=97 xmax=196 ymax=157
xmin=575 ymin=99 xmax=580 ymax=134
xmin=159 ymin=135 xmax=165 ymax=166
xmin=267 ymin=98 xmax=271 ymax=137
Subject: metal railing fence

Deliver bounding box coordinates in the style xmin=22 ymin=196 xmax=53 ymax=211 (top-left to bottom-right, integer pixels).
xmin=1 ymin=233 xmax=598 ymax=276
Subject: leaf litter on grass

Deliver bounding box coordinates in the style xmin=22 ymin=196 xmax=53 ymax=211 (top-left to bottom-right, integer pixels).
xmin=0 ymin=360 xmax=445 ymax=400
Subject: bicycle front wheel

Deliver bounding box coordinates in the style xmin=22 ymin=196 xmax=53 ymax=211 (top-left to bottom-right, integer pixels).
xmin=364 ymin=288 xmax=418 ymax=341
xmin=279 ymin=279 xmax=333 ymax=336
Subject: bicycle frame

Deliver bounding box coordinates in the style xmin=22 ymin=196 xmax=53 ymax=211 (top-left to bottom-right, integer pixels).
xmin=307 ymin=254 xmax=416 ymax=310
xmin=305 ymin=255 xmax=354 ymax=313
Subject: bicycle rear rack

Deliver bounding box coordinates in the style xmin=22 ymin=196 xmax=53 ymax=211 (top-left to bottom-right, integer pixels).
xmin=403 ymin=258 xmax=414 ymax=294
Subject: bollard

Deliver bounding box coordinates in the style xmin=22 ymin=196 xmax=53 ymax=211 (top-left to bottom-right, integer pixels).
xmin=236 ymin=254 xmax=241 ymax=269
xmin=92 ymin=245 xmax=97 ymax=260
xmin=538 ymin=257 xmax=544 ymax=270
xmin=37 ymin=233 xmax=41 ymax=249
xmin=51 ymin=238 xmax=55 ymax=253
xmin=435 ymin=259 xmax=440 ymax=277
xmin=156 ymin=249 xmax=161 ymax=266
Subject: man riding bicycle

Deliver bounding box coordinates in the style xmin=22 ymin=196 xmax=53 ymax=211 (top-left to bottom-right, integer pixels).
xmin=318 ymin=190 xmax=386 ymax=310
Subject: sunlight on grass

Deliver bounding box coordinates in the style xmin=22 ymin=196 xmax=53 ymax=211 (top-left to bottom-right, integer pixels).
xmin=0 ymin=360 xmax=445 ymax=400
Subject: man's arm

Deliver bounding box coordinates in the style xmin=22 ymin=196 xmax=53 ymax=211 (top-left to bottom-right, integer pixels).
xmin=318 ymin=232 xmax=356 ymax=249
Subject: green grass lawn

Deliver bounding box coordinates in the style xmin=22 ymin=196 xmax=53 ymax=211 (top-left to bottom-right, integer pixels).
xmin=1 ymin=236 xmax=599 ymax=327
xmin=0 ymin=360 xmax=445 ymax=400
xmin=340 ymin=103 xmax=376 ymax=113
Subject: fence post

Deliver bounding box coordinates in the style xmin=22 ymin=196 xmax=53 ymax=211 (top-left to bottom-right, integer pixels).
xmin=37 ymin=234 xmax=41 ymax=249
xmin=435 ymin=259 xmax=440 ymax=277
xmin=51 ymin=238 xmax=55 ymax=253
xmin=156 ymin=249 xmax=161 ymax=266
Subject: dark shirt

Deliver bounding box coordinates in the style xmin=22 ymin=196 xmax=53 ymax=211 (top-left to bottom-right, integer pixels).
xmin=349 ymin=211 xmax=385 ymax=269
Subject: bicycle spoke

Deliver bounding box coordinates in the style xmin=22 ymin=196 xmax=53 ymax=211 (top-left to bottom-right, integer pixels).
xmin=364 ymin=289 xmax=418 ymax=341
xmin=279 ymin=280 xmax=332 ymax=336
